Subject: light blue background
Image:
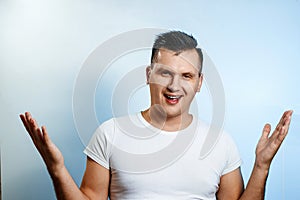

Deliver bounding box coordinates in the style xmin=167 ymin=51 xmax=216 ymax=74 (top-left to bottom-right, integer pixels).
xmin=1 ymin=0 xmax=299 ymax=199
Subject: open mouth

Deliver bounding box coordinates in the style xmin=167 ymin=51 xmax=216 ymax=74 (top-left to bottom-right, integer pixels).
xmin=164 ymin=94 xmax=182 ymax=104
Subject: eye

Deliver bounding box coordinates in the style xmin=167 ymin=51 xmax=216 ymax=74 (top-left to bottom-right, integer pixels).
xmin=161 ymin=70 xmax=172 ymax=77
xmin=182 ymin=73 xmax=193 ymax=79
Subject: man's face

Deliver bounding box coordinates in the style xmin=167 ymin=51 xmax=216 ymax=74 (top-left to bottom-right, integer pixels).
xmin=147 ymin=48 xmax=203 ymax=118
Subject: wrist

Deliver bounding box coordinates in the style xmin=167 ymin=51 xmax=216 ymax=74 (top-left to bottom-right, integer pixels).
xmin=48 ymin=164 xmax=66 ymax=179
xmin=254 ymin=159 xmax=270 ymax=174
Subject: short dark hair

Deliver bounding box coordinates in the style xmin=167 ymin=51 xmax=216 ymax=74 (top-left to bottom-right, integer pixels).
xmin=151 ymin=31 xmax=203 ymax=74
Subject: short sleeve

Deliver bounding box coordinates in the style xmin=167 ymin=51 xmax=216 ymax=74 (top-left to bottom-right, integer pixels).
xmin=83 ymin=119 xmax=114 ymax=169
xmin=222 ymin=133 xmax=242 ymax=175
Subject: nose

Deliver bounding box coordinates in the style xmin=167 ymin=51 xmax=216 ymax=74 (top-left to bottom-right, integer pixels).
xmin=167 ymin=75 xmax=180 ymax=92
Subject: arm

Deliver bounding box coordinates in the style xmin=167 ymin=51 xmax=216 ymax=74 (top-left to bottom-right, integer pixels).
xmin=239 ymin=110 xmax=293 ymax=200
xmin=217 ymin=167 xmax=244 ymax=200
xmin=216 ymin=110 xmax=293 ymax=200
xmin=20 ymin=112 xmax=110 ymax=200
xmin=50 ymin=157 xmax=110 ymax=200
xmin=80 ymin=157 xmax=110 ymax=200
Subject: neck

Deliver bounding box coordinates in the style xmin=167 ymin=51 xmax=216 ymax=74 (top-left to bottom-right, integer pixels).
xmin=141 ymin=107 xmax=193 ymax=132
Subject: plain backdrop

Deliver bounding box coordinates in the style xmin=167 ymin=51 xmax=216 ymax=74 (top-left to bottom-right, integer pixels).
xmin=1 ymin=1 xmax=299 ymax=199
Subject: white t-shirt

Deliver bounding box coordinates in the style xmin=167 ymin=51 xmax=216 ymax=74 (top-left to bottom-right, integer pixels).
xmin=84 ymin=113 xmax=242 ymax=200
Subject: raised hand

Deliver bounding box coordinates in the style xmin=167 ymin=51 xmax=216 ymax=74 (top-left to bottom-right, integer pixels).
xmin=255 ymin=110 xmax=293 ymax=170
xmin=20 ymin=112 xmax=65 ymax=177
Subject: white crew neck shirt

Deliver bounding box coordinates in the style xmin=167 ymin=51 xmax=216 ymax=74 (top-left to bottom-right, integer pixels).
xmin=84 ymin=113 xmax=242 ymax=200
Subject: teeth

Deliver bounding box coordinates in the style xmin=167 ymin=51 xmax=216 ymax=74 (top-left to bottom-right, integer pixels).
xmin=166 ymin=95 xmax=180 ymax=99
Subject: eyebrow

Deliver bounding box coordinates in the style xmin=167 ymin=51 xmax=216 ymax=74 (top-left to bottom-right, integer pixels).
xmin=154 ymin=64 xmax=197 ymax=76
xmin=182 ymin=72 xmax=196 ymax=77
xmin=155 ymin=66 xmax=175 ymax=75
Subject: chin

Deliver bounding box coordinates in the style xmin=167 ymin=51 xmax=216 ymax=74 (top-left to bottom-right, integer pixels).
xmin=164 ymin=109 xmax=186 ymax=119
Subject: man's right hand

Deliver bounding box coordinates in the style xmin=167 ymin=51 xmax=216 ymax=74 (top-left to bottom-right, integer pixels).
xmin=20 ymin=112 xmax=65 ymax=177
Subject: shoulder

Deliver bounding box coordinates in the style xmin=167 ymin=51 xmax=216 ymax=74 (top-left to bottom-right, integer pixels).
xmin=194 ymin=118 xmax=239 ymax=158
xmin=95 ymin=114 xmax=140 ymax=135
xmin=93 ymin=118 xmax=115 ymax=137
xmin=195 ymin=118 xmax=237 ymax=145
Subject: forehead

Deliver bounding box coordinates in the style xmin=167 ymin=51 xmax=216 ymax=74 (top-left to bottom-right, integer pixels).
xmin=155 ymin=48 xmax=200 ymax=72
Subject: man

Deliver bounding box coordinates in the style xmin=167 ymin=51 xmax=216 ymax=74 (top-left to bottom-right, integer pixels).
xmin=20 ymin=31 xmax=293 ymax=199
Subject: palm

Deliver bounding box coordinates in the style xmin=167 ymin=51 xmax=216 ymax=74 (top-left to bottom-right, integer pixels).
xmin=255 ymin=110 xmax=292 ymax=168
xmin=39 ymin=134 xmax=64 ymax=172
xmin=20 ymin=112 xmax=64 ymax=174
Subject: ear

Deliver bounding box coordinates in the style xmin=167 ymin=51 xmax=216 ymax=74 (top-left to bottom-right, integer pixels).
xmin=146 ymin=66 xmax=151 ymax=84
xmin=196 ymin=73 xmax=203 ymax=92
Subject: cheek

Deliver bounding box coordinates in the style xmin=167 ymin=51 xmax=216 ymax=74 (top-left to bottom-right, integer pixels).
xmin=150 ymin=76 xmax=170 ymax=86
xmin=182 ymin=82 xmax=199 ymax=94
xmin=149 ymin=84 xmax=163 ymax=95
